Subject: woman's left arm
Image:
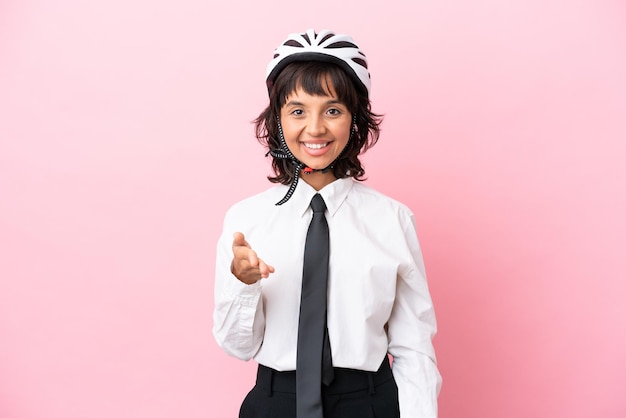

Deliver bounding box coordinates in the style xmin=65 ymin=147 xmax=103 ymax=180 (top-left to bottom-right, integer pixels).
xmin=387 ymin=211 xmax=442 ymax=418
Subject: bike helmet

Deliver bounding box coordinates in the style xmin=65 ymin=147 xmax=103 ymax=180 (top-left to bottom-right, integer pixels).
xmin=266 ymin=29 xmax=371 ymax=97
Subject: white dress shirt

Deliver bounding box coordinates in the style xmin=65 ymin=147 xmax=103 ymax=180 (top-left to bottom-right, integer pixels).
xmin=213 ymin=177 xmax=441 ymax=417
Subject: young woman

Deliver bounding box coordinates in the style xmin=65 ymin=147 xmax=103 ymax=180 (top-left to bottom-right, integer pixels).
xmin=213 ymin=29 xmax=441 ymax=418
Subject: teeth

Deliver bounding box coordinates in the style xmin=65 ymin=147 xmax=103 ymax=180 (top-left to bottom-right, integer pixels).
xmin=304 ymin=143 xmax=328 ymax=149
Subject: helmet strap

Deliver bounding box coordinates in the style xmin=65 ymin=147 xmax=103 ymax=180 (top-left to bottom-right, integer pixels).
xmin=267 ymin=114 xmax=356 ymax=205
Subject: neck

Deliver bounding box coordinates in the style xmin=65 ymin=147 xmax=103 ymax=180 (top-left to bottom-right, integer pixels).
xmin=300 ymin=171 xmax=337 ymax=191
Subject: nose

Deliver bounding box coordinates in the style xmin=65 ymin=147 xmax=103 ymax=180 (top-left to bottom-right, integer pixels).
xmin=305 ymin=114 xmax=327 ymax=137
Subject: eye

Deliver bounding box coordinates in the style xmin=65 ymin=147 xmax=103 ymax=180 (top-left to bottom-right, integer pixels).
xmin=327 ymin=108 xmax=342 ymax=116
xmin=290 ymin=109 xmax=304 ymax=116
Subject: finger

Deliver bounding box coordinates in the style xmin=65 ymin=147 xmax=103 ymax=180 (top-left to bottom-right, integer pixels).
xmin=258 ymin=259 xmax=275 ymax=278
xmin=247 ymin=250 xmax=260 ymax=268
xmin=232 ymin=232 xmax=250 ymax=249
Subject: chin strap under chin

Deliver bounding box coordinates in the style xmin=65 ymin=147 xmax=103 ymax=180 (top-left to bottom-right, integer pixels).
xmin=267 ymin=115 xmax=355 ymax=206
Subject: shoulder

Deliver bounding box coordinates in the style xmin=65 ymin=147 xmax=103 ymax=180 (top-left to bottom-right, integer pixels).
xmin=348 ymin=181 xmax=415 ymax=220
xmin=339 ymin=182 xmax=423 ymax=252
xmin=224 ymin=186 xmax=286 ymax=220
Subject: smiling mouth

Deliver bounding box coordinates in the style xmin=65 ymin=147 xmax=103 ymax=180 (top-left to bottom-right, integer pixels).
xmin=303 ymin=142 xmax=330 ymax=149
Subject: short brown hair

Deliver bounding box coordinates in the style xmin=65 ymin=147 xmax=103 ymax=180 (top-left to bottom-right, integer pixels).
xmin=254 ymin=61 xmax=383 ymax=185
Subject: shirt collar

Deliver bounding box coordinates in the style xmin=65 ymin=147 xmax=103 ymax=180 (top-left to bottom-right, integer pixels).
xmin=288 ymin=177 xmax=354 ymax=218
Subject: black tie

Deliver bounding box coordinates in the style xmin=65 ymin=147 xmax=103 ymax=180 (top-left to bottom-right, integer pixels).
xmin=296 ymin=193 xmax=334 ymax=418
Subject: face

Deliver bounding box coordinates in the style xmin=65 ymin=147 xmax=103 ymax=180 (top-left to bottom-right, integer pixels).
xmin=279 ymin=81 xmax=352 ymax=187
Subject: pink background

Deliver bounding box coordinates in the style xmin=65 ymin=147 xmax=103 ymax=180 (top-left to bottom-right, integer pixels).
xmin=1 ymin=1 xmax=625 ymax=417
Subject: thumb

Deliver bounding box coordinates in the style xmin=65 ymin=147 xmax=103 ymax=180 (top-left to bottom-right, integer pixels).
xmin=232 ymin=232 xmax=250 ymax=248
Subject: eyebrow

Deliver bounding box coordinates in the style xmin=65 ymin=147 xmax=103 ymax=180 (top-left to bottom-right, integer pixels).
xmin=284 ymin=99 xmax=345 ymax=107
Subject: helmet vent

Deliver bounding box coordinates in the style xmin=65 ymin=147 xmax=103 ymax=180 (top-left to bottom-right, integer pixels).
xmin=319 ymin=33 xmax=335 ymax=43
xmin=352 ymin=57 xmax=368 ymax=69
xmin=285 ymin=40 xmax=304 ymax=47
xmin=326 ymin=41 xmax=358 ymax=49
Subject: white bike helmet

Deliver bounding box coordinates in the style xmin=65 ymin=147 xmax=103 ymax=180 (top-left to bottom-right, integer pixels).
xmin=266 ymin=29 xmax=371 ymax=96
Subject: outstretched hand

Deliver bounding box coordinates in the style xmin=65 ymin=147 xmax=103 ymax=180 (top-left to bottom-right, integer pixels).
xmin=231 ymin=232 xmax=275 ymax=284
